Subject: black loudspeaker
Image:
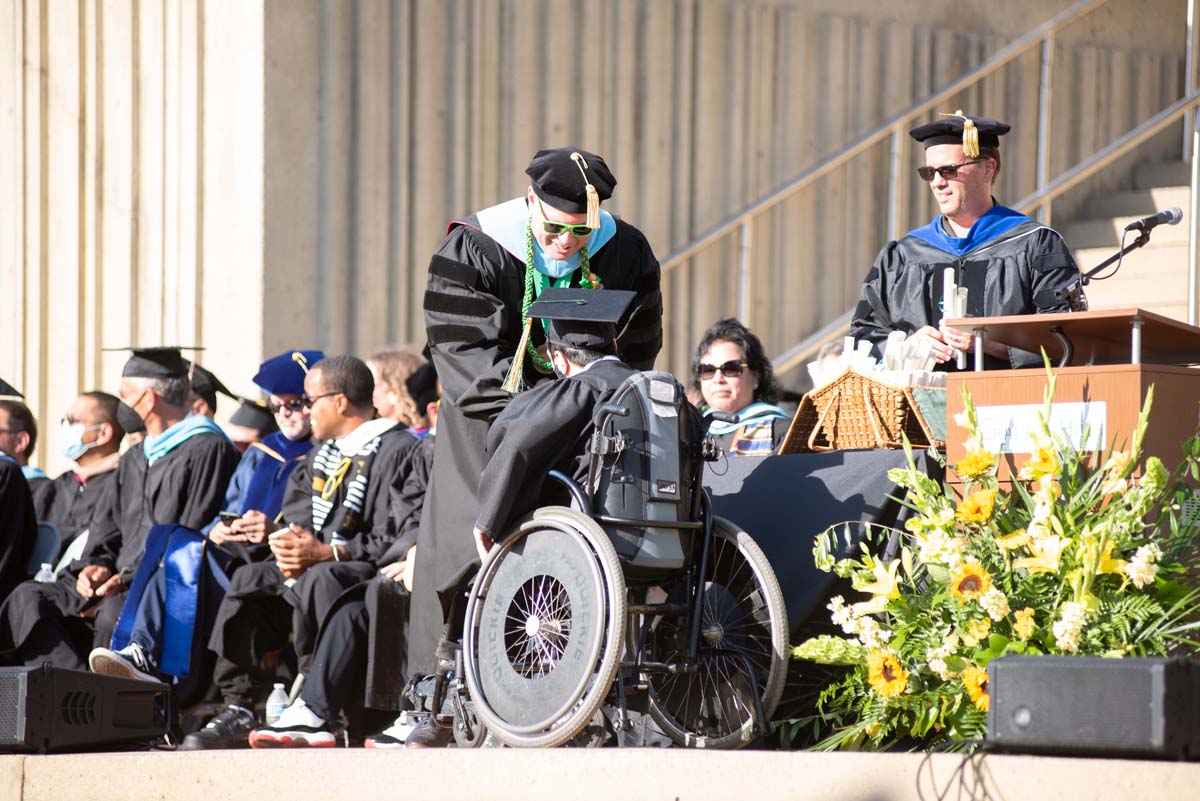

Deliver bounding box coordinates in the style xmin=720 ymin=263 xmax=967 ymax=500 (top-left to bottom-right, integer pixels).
xmin=988 ymin=656 xmax=1200 ymax=760
xmin=0 ymin=664 xmax=169 ymax=753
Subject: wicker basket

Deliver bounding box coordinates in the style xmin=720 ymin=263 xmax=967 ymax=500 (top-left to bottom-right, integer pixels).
xmin=779 ymin=369 xmax=945 ymax=454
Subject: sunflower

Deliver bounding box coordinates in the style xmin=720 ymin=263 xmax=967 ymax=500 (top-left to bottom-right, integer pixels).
xmin=962 ymin=665 xmax=990 ymax=711
xmin=949 ymin=562 xmax=993 ymax=600
xmin=867 ymin=650 xmax=909 ymax=698
xmin=955 ymin=447 xmax=997 ymax=480
xmin=955 ymin=489 xmax=996 ymax=524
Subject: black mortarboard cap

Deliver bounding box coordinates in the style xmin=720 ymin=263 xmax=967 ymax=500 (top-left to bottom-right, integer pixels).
xmin=253 ymin=350 xmax=325 ymax=396
xmin=230 ymin=399 xmax=279 ymax=436
xmin=186 ymin=362 xmax=235 ymax=414
xmin=116 ymin=400 xmax=145 ymax=435
xmin=404 ymin=363 xmax=439 ymax=410
xmin=110 ymin=346 xmax=194 ymax=380
xmin=909 ymin=110 xmax=1010 ymax=156
xmin=0 ymin=376 xmax=22 ymax=399
xmin=525 ymin=147 xmax=616 ymax=223
xmin=527 ymin=288 xmax=635 ymax=351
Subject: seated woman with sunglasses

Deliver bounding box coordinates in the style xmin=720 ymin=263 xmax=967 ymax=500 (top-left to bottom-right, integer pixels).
xmin=851 ymin=111 xmax=1082 ymax=371
xmin=692 ymin=318 xmax=789 ymax=457
xmin=203 ymin=350 xmax=325 ymax=558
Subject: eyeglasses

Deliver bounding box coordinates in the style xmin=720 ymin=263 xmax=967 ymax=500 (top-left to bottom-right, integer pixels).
xmin=301 ymin=391 xmax=342 ymax=410
xmin=917 ymin=159 xmax=984 ymax=182
xmin=534 ymin=196 xmax=592 ymax=238
xmin=269 ymin=399 xmax=306 ymax=415
xmin=697 ymin=360 xmax=749 ymax=380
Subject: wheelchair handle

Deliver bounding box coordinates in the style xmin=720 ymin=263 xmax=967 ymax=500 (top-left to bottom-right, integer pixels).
xmin=592 ymin=402 xmax=630 ymax=427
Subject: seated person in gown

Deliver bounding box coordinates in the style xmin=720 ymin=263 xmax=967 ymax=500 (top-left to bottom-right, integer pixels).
xmin=0 ymin=377 xmax=38 ymax=601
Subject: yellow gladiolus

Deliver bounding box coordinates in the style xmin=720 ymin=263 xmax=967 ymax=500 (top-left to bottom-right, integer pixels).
xmin=1018 ymin=439 xmax=1060 ymax=482
xmin=996 ymin=528 xmax=1031 ymax=551
xmin=1012 ymin=607 xmax=1036 ymax=640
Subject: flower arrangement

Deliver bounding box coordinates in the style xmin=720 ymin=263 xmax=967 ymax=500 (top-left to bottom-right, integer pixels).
xmin=790 ymin=367 xmax=1200 ymax=750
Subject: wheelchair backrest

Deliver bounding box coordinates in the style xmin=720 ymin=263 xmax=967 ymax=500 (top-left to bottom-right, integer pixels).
xmin=587 ymin=371 xmax=706 ymax=575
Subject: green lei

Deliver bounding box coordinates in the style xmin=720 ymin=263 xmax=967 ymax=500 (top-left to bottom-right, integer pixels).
xmin=521 ymin=221 xmax=598 ymax=372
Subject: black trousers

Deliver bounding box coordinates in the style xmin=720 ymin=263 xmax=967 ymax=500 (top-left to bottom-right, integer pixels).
xmin=207 ymin=560 xmax=375 ymax=708
xmin=0 ymin=576 xmax=125 ymax=670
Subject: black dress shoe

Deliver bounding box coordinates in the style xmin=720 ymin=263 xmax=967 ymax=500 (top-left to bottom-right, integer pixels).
xmin=404 ymin=717 xmax=453 ymax=749
xmin=179 ymin=705 xmax=259 ymax=750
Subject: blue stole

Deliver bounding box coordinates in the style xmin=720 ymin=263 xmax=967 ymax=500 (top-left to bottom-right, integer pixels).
xmin=21 ymin=465 xmax=47 ymax=481
xmin=0 ymin=452 xmax=16 ymax=467
xmin=111 ymin=523 xmax=231 ymax=678
xmin=707 ymin=402 xmax=790 ymax=437
xmin=143 ymin=414 xmax=229 ymax=466
xmin=906 ymin=204 xmax=1033 ymax=257
xmin=240 ymin=432 xmax=311 ymax=520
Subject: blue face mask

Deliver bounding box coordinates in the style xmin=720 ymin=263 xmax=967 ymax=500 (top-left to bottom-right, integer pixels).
xmin=58 ymin=421 xmax=102 ymax=462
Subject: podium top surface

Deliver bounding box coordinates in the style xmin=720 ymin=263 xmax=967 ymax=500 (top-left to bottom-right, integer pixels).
xmin=946 ymin=308 xmax=1200 ymax=366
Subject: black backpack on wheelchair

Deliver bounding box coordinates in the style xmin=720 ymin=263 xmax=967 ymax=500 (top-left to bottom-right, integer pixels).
xmin=457 ymin=370 xmax=788 ymax=748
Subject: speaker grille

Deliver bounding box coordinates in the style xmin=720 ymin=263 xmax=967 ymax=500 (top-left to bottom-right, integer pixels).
xmin=60 ymin=691 xmax=97 ymax=727
xmin=0 ymin=671 xmax=26 ymax=744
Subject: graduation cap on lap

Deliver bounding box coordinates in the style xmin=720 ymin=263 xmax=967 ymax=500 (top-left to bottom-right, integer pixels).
xmin=0 ymin=376 xmax=22 ymax=400
xmin=909 ymin=110 xmax=1010 ymax=158
xmin=230 ymin=398 xmax=279 ymax=437
xmin=527 ymin=287 xmax=636 ymax=350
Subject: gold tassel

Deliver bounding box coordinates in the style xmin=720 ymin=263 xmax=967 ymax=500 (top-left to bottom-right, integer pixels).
xmin=291 ymin=351 xmax=311 ymax=374
xmin=502 ymin=318 xmax=533 ymax=393
xmin=570 ymin=151 xmax=601 ymax=230
xmin=938 ymin=109 xmax=979 ymax=158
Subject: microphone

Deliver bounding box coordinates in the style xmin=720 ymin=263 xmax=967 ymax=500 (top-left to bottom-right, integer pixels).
xmin=1124 ymin=206 xmax=1183 ymax=232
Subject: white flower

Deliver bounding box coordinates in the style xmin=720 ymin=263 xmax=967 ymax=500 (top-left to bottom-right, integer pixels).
xmin=914 ymin=527 xmax=965 ymax=568
xmin=1052 ymin=601 xmax=1088 ymax=653
xmin=828 ymin=595 xmax=892 ymax=649
xmin=924 ymin=632 xmax=961 ymax=680
xmin=979 ymin=588 xmax=1010 ymax=621
xmin=927 ymin=657 xmax=955 ymax=681
xmin=828 ymin=596 xmax=853 ymax=629
xmin=855 ymin=616 xmax=893 ymax=651
xmin=1124 ymin=544 xmax=1162 ymax=589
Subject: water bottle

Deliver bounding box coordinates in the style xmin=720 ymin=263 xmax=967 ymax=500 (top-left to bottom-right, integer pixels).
xmin=265 ymin=682 xmax=288 ymax=726
xmin=33 ymin=563 xmax=54 ymax=583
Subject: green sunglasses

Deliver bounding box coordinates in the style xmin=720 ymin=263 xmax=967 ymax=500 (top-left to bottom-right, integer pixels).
xmin=534 ymin=196 xmax=593 ymax=238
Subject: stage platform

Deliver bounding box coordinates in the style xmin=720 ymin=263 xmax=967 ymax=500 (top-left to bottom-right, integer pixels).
xmin=6 ymin=748 xmax=1199 ymax=801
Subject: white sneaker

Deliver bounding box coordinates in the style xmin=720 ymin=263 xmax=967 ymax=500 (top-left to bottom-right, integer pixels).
xmin=89 ymin=643 xmax=158 ymax=683
xmin=364 ymin=711 xmax=428 ymax=749
xmin=249 ymin=698 xmax=337 ymax=748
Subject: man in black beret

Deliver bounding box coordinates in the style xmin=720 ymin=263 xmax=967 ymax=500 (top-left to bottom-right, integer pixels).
xmin=410 ymin=148 xmax=662 ymax=744
xmin=850 ymin=111 xmax=1084 ymax=370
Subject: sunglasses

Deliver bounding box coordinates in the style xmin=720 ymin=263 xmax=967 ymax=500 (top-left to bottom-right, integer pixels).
xmin=301 ymin=391 xmax=342 ymax=410
xmin=917 ymin=159 xmax=984 ymax=182
xmin=269 ymin=399 xmax=306 ymax=415
xmin=534 ymin=197 xmax=592 ymax=238
xmin=697 ymin=360 xmax=748 ymax=380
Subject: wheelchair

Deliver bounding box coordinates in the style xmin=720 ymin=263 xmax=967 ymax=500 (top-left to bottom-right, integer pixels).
xmin=457 ymin=370 xmax=788 ymax=748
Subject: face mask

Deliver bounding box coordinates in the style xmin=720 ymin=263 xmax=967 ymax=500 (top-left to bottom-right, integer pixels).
xmin=58 ymin=421 xmax=101 ymax=461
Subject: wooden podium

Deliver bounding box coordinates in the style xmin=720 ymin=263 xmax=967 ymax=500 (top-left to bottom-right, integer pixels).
xmin=944 ymin=309 xmax=1200 ymax=484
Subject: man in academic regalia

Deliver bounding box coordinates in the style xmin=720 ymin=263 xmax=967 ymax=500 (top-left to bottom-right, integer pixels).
xmin=87 ymin=350 xmax=323 ymax=686
xmin=0 ymin=348 xmax=240 ymax=670
xmin=0 ymin=377 xmax=38 ymax=601
xmin=40 ymin=391 xmax=126 ymax=559
xmin=0 ymin=396 xmax=54 ymax=521
xmin=850 ymin=112 xmax=1084 ymax=370
xmin=179 ymin=355 xmax=421 ymax=750
xmin=409 ymin=148 xmax=663 ymax=727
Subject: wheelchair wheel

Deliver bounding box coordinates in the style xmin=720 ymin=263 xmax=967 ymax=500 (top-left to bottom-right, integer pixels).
xmin=463 ymin=506 xmax=626 ymax=748
xmin=642 ymin=516 xmax=788 ymax=749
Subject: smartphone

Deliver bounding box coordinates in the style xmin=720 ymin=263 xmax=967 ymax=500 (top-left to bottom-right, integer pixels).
xmin=219 ymin=511 xmax=240 ymax=526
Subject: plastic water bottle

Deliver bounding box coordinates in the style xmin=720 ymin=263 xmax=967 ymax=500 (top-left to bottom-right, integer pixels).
xmin=265 ymin=682 xmax=288 ymax=725
xmin=33 ymin=563 xmax=54 ymax=583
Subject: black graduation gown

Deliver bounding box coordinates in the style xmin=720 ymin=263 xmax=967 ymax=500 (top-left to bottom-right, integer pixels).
xmin=28 ymin=475 xmax=54 ymax=523
xmin=41 ymin=469 xmax=116 ymax=557
xmin=0 ymin=431 xmax=239 ymax=654
xmin=409 ymin=215 xmax=661 ymax=675
xmin=0 ymin=460 xmax=37 ymax=601
xmin=476 ymin=359 xmax=637 ymax=539
xmin=850 ymin=216 xmax=1081 ymax=370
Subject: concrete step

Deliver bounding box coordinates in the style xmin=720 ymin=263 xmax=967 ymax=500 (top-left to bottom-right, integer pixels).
xmin=1083 ymin=186 xmax=1190 ymax=220
xmin=1060 ymin=212 xmax=1191 ymax=249
xmin=1135 ymin=160 xmax=1192 ymax=189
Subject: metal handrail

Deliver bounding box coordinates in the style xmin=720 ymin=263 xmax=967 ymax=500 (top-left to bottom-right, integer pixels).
xmin=659 ymin=0 xmax=1103 ymax=277
xmin=1015 ymin=90 xmax=1200 ymax=213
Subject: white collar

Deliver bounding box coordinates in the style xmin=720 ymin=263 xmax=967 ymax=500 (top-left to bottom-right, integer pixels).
xmin=334 ymin=417 xmax=398 ymax=454
xmin=575 ymin=355 xmax=621 ymax=375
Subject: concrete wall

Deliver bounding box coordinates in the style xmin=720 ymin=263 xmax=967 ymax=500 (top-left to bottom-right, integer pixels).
xmin=0 ymin=0 xmax=1190 ymax=473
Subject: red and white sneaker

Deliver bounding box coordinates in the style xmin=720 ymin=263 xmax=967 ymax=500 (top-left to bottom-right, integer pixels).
xmin=249 ymin=699 xmax=337 ymax=748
